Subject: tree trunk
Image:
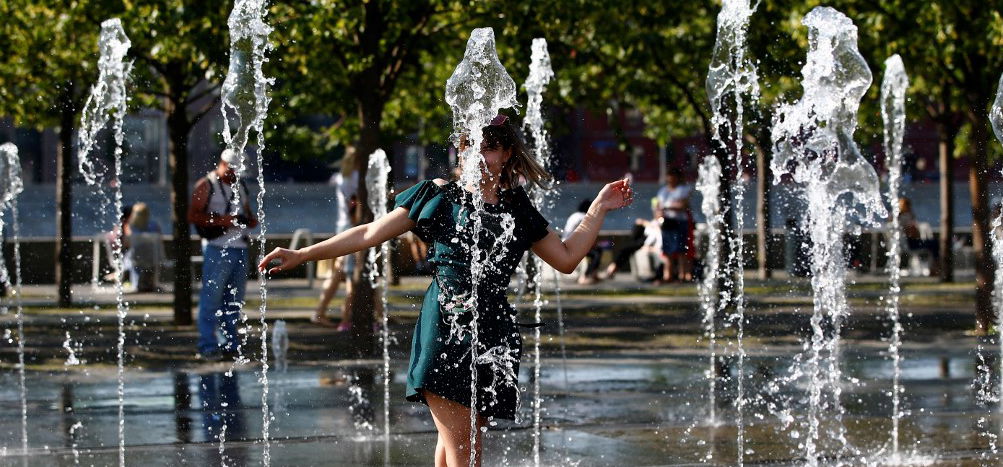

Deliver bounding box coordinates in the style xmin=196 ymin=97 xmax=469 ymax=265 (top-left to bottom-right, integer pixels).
xmin=167 ymin=103 xmax=194 ymax=326
xmin=968 ymin=113 xmax=993 ymax=333
xmin=711 ymin=135 xmax=735 ymax=304
xmin=55 ymin=86 xmax=76 ymax=307
xmin=937 ymin=120 xmax=955 ymax=283
xmin=348 ymin=92 xmax=384 ymax=358
xmin=753 ymin=127 xmax=772 ymax=280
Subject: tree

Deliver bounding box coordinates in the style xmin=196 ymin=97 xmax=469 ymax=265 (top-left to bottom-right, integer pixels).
xmin=121 ymin=2 xmax=231 ymax=325
xmin=539 ymin=0 xmax=815 ymax=283
xmin=274 ymin=0 xmax=488 ymax=356
xmin=845 ymin=0 xmax=1003 ymax=332
xmin=0 ymin=1 xmax=115 ymax=307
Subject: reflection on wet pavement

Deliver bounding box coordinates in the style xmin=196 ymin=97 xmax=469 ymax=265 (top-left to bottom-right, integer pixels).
xmin=1 ymin=348 xmax=1000 ymax=465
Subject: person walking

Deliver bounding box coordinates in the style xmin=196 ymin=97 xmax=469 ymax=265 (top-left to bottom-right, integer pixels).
xmin=313 ymin=148 xmax=360 ymax=329
xmin=188 ymin=149 xmax=258 ymax=360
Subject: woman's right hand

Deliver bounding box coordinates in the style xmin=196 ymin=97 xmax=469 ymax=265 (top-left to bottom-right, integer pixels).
xmin=258 ymin=247 xmax=304 ymax=274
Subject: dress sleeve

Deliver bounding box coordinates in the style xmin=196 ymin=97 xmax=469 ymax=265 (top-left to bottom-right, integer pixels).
xmin=393 ymin=180 xmax=446 ymax=242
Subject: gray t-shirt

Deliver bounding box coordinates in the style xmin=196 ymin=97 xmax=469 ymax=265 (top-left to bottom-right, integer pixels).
xmin=656 ymin=184 xmax=692 ymax=220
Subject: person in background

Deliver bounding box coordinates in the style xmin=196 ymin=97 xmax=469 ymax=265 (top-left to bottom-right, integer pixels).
xmin=124 ymin=202 xmax=162 ymax=292
xmin=103 ymin=205 xmax=134 ymax=283
xmin=564 ymin=198 xmax=603 ymax=284
xmin=188 ymin=149 xmax=258 ymax=361
xmin=602 ymin=218 xmax=648 ymax=279
xmin=655 ymin=167 xmax=693 ymax=283
xmin=899 ymin=196 xmax=939 ymax=274
xmin=314 ymin=148 xmax=360 ymax=329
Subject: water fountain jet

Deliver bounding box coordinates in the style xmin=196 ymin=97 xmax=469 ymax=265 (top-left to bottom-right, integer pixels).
xmin=771 ymin=7 xmax=887 ymax=464
xmin=445 ymin=28 xmax=519 ymax=466
xmin=880 ymin=54 xmax=908 ymax=461
xmin=76 ymin=18 xmax=131 ymax=465
xmin=523 ymin=37 xmax=556 ymax=467
xmin=696 ymin=155 xmax=723 ymax=442
xmin=707 ymin=1 xmax=759 ymax=461
xmin=364 ymin=148 xmax=392 ymax=465
xmin=219 ymin=0 xmax=274 ymax=463
xmin=0 ymin=142 xmax=26 ymax=455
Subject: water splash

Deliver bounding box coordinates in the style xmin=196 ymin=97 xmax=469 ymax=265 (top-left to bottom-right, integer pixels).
xmin=990 ymin=69 xmax=1003 ymax=448
xmin=364 ymin=148 xmax=392 ymax=463
xmin=707 ymin=1 xmax=759 ymax=462
xmin=77 ymin=19 xmax=132 ymax=465
xmin=69 ymin=421 xmax=84 ymax=464
xmin=271 ymin=320 xmax=288 ymax=372
xmin=880 ymin=54 xmax=908 ymax=459
xmin=696 ymin=155 xmax=724 ymax=447
xmin=77 ymin=19 xmax=132 ymax=187
xmin=0 ymin=142 xmax=26 ymax=455
xmin=63 ymin=332 xmax=82 ymax=366
xmin=771 ymin=7 xmax=886 ymax=465
xmin=220 ymin=1 xmax=274 ymax=462
xmin=445 ymin=27 xmax=518 ymax=465
xmin=523 ymin=37 xmax=555 ymax=466
xmin=220 ymin=0 xmax=273 ymax=177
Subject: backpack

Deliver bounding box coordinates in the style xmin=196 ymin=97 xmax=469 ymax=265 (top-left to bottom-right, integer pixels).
xmin=194 ymin=174 xmax=249 ymax=240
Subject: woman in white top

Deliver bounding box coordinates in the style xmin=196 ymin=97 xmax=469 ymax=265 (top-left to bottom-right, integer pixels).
xmin=314 ymin=148 xmax=360 ymax=329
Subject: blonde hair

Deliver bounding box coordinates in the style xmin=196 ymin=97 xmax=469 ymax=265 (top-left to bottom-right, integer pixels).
xmin=341 ymin=146 xmax=359 ymax=176
xmin=129 ymin=202 xmax=150 ymax=231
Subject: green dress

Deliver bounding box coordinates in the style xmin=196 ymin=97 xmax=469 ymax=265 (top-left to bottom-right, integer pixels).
xmin=394 ymin=180 xmax=550 ymax=420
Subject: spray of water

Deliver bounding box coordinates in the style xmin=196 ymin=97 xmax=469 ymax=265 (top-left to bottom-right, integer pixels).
xmin=271 ymin=320 xmax=288 ymax=372
xmin=76 ymin=19 xmax=132 ymax=465
xmin=523 ymin=37 xmax=555 ymax=467
xmin=219 ymin=1 xmax=274 ymax=462
xmin=444 ymin=28 xmax=519 ymax=465
xmin=696 ymin=155 xmax=723 ymax=454
xmin=989 ymin=69 xmax=1003 ymax=450
xmin=707 ymin=2 xmax=759 ymax=462
xmin=0 ymin=143 xmax=26 ymax=454
xmin=364 ymin=148 xmax=393 ymax=464
xmin=771 ymin=7 xmax=886 ymax=465
xmin=880 ymin=54 xmax=908 ymax=461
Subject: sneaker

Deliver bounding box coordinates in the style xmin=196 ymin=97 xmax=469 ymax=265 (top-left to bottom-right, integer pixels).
xmin=311 ymin=315 xmax=338 ymax=328
xmin=336 ymin=322 xmax=351 ymax=332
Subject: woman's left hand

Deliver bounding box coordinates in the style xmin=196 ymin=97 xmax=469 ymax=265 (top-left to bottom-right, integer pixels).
xmin=595 ymin=178 xmax=635 ymax=212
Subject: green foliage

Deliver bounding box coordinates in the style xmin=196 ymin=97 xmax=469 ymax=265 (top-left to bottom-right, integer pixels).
xmin=0 ymin=0 xmax=118 ymax=128
xmin=120 ymin=1 xmax=230 ymax=113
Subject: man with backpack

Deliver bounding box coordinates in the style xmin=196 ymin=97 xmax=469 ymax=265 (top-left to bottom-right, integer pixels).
xmin=188 ymin=149 xmax=258 ymax=360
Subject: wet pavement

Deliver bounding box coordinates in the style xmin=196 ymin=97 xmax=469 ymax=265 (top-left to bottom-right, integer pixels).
xmin=0 ymin=276 xmax=994 ymax=465
xmin=1 ymin=346 xmax=1001 ymax=466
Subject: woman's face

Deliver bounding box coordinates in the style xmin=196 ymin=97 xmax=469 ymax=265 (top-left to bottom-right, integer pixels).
xmin=479 ymin=141 xmax=511 ymax=176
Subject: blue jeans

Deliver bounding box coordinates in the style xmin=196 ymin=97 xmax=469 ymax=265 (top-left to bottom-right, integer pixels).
xmin=197 ymin=245 xmax=248 ymax=355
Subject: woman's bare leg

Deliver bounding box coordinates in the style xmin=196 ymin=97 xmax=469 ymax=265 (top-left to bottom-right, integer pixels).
xmin=339 ymin=277 xmax=354 ymax=326
xmin=313 ymin=258 xmax=346 ymax=326
xmin=425 ymin=390 xmax=485 ymax=467
xmin=435 ymin=433 xmax=447 ymax=467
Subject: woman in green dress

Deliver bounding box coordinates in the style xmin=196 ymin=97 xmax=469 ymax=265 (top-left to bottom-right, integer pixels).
xmin=259 ymin=117 xmax=634 ymax=466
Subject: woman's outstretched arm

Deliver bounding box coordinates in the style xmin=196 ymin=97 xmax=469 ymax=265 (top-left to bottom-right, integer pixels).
xmin=532 ymin=179 xmax=634 ymax=274
xmin=258 ymin=207 xmax=415 ymax=274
